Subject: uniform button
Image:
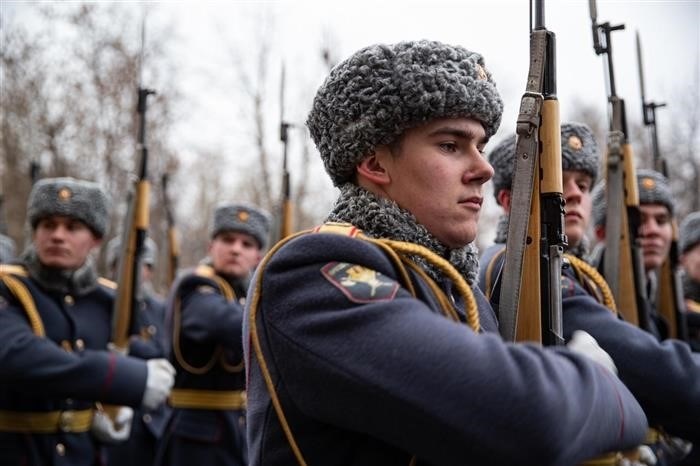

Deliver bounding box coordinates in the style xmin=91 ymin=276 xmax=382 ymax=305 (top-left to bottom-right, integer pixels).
xmin=147 ymin=325 xmax=157 ymax=336
xmin=59 ymin=411 xmax=74 ymax=432
xmin=74 ymin=339 xmax=85 ymax=351
xmin=238 ymin=416 xmax=246 ymax=428
xmin=55 ymin=443 xmax=66 ymax=456
xmin=64 ymin=295 xmax=74 ymax=305
xmin=143 ymin=413 xmax=152 ymax=423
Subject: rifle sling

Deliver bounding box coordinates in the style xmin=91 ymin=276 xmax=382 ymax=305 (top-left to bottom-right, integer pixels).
xmin=498 ymin=29 xmax=547 ymax=343
xmin=603 ymin=131 xmax=625 ymax=298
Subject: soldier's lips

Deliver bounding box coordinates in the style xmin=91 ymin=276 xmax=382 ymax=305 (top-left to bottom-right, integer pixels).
xmin=459 ymin=197 xmax=483 ymax=210
xmin=44 ymin=247 xmax=68 ymax=256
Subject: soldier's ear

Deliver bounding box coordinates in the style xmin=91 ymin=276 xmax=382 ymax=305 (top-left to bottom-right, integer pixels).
xmin=497 ymin=189 xmax=512 ymax=212
xmin=91 ymin=236 xmax=103 ymax=249
xmin=356 ymin=147 xmax=391 ymax=186
xmin=594 ymin=225 xmax=606 ymax=241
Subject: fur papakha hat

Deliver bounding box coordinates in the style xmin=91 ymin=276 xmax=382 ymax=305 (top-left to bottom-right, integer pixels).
xmin=306 ymin=39 xmax=504 ymax=187
xmin=27 ymin=177 xmax=110 ymax=238
xmin=488 ymin=121 xmax=599 ymax=204
xmin=680 ymin=211 xmax=700 ymax=254
xmin=591 ymin=168 xmax=674 ymax=228
xmin=210 ymin=203 xmax=271 ymax=249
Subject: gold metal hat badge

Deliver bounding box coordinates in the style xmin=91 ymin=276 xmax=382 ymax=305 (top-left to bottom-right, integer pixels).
xmin=475 ymin=64 xmax=487 ymax=81
xmin=568 ymin=135 xmax=583 ymax=150
xmin=237 ymin=210 xmax=250 ymax=222
xmin=641 ymin=177 xmax=656 ymax=190
xmin=57 ymin=188 xmax=72 ymax=201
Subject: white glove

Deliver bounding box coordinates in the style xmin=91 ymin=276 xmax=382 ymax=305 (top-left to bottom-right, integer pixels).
xmin=618 ymin=445 xmax=657 ymax=466
xmin=91 ymin=406 xmax=133 ymax=443
xmin=107 ymin=342 xmax=128 ymax=356
xmin=141 ymin=358 xmax=175 ymax=410
xmin=567 ymin=330 xmax=618 ymax=375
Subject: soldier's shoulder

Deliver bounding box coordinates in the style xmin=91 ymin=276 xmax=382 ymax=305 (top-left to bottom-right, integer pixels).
xmin=97 ymin=277 xmax=117 ymax=290
xmin=0 ymin=264 xmax=28 ymax=277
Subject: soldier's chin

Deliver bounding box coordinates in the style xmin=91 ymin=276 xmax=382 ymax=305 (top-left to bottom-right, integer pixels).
xmin=40 ymin=257 xmax=73 ymax=269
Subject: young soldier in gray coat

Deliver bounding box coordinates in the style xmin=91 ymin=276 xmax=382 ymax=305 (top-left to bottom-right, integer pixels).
xmin=158 ymin=203 xmax=270 ymax=466
xmin=243 ymin=40 xmax=648 ymax=466
xmin=0 ymin=177 xmax=175 ymax=466
xmin=480 ymin=123 xmax=700 ymax=465
xmin=590 ymin=169 xmax=678 ymax=340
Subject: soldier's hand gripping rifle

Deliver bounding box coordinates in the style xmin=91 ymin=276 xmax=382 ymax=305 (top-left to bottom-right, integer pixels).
xmin=590 ymin=0 xmax=648 ymax=329
xmin=162 ymin=173 xmax=179 ymax=288
xmin=498 ymin=0 xmax=566 ymax=346
xmin=636 ymin=32 xmax=688 ymax=341
xmin=279 ymin=63 xmax=294 ymax=240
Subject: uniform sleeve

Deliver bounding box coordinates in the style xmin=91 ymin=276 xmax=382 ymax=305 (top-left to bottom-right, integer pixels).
xmin=251 ymin=234 xmax=648 ymax=466
xmin=562 ymin=276 xmax=700 ymax=441
xmin=177 ymin=276 xmax=243 ymax=350
xmin=0 ymin=295 xmax=148 ymax=407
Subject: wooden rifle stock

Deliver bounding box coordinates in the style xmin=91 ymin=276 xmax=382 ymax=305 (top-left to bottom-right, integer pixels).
xmin=112 ymin=87 xmax=154 ymax=351
xmin=591 ymin=2 xmax=648 ymax=330
xmin=500 ymin=0 xmax=565 ymax=346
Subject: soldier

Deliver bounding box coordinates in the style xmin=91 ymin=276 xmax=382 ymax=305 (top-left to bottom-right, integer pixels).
xmin=0 ymin=233 xmax=15 ymax=263
xmin=480 ymin=122 xmax=700 ymax=465
xmin=590 ymin=169 xmax=676 ymax=340
xmin=680 ymin=211 xmax=700 ymax=351
xmin=157 ymin=203 xmax=270 ymax=466
xmin=105 ymin=235 xmax=169 ymax=465
xmin=0 ymin=177 xmax=175 ymax=466
xmin=243 ymin=40 xmax=648 ymax=466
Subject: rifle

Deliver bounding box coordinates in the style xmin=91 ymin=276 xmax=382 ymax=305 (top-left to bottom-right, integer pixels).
xmin=279 ymin=63 xmax=293 ymax=240
xmin=29 ymin=161 xmax=40 ymax=185
xmin=111 ymin=18 xmax=155 ymax=352
xmin=161 ymin=173 xmax=179 ymax=288
xmin=499 ymin=0 xmax=566 ymax=346
xmin=590 ymin=0 xmax=648 ymax=329
xmin=636 ymin=31 xmax=688 ymax=340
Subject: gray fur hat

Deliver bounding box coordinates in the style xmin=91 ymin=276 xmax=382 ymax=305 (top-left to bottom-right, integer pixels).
xmin=106 ymin=235 xmax=158 ymax=269
xmin=307 ymin=40 xmax=504 ymax=187
xmin=591 ymin=168 xmax=674 ymax=227
xmin=27 ymin=177 xmax=110 ymax=238
xmin=488 ymin=121 xmax=599 ymax=203
xmin=210 ymin=203 xmax=271 ymax=249
xmin=0 ymin=234 xmax=16 ymax=263
xmin=680 ymin=211 xmax=700 ymax=254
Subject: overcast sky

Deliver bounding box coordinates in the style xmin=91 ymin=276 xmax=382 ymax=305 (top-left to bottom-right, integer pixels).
xmin=152 ymin=0 xmax=699 ymax=242
xmin=156 ymin=0 xmax=698 ymax=153
xmin=5 ymin=0 xmax=699 ymax=244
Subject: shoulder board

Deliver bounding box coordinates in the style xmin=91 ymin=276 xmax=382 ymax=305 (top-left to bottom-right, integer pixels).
xmin=0 ymin=264 xmax=28 ymax=277
xmin=97 ymin=277 xmax=117 ymax=289
xmin=312 ymin=222 xmax=364 ymax=238
xmin=194 ymin=264 xmax=216 ymax=278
